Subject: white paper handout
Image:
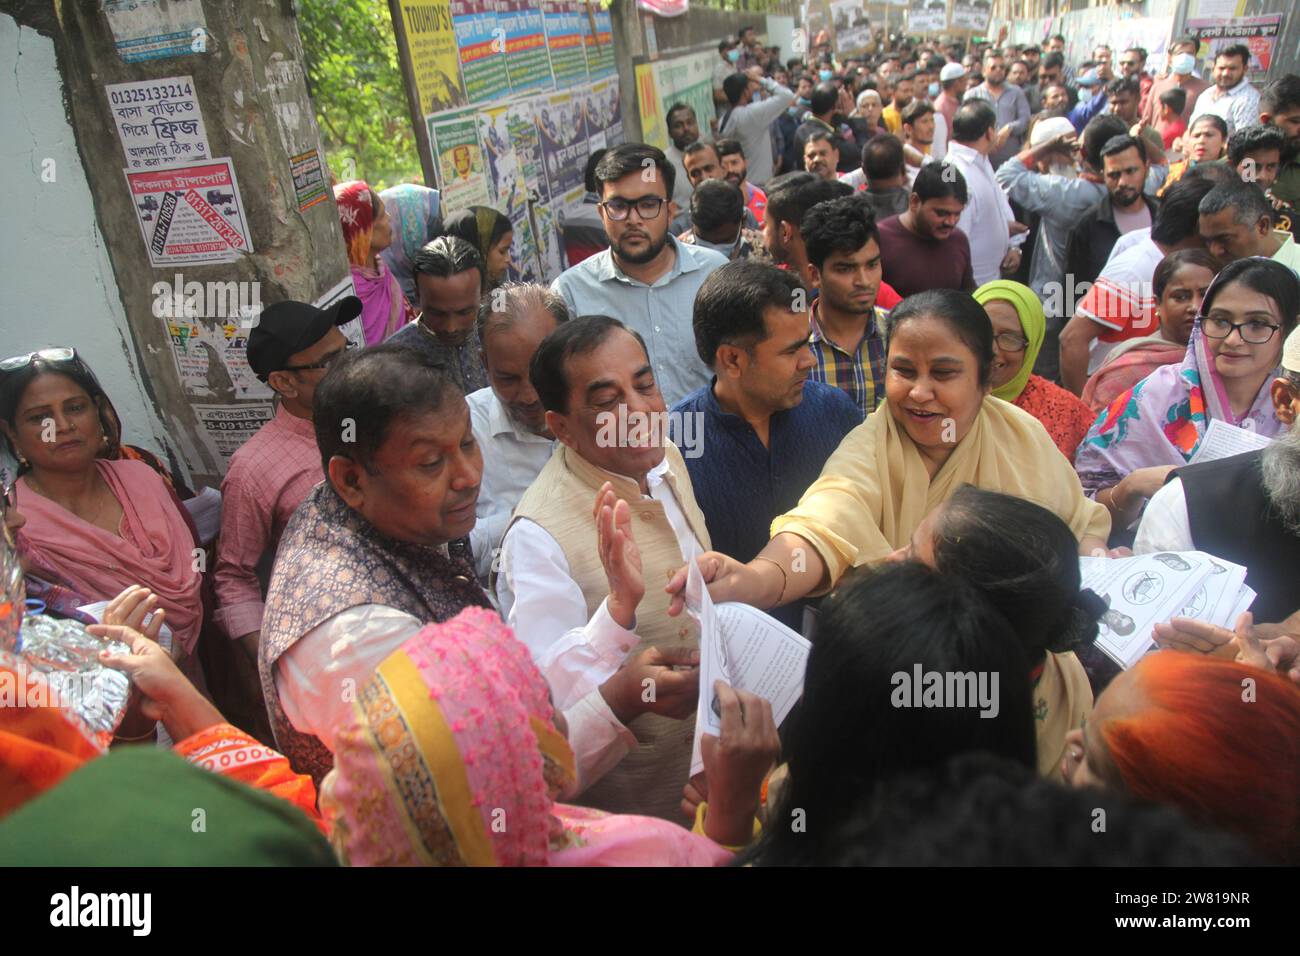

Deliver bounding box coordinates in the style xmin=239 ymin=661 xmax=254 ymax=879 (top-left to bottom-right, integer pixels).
xmin=1187 ymin=418 xmax=1274 ymax=465
xmin=1080 ymin=550 xmax=1255 ymax=669
xmin=683 ymin=558 xmax=811 ymax=775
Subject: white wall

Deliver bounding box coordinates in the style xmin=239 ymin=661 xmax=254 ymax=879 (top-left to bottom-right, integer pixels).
xmin=0 ymin=16 xmax=172 ymax=467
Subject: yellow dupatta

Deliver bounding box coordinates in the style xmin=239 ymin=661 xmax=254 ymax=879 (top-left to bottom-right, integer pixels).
xmin=771 ymin=396 xmax=1112 ymax=590
xmin=1034 ymin=651 xmax=1094 ymax=778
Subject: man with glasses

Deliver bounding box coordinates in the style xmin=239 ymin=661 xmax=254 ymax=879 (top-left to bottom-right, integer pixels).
xmin=1120 ymin=47 xmax=1152 ymax=106
xmin=215 ymin=296 xmax=360 ymax=681
xmin=1198 ymin=179 xmax=1300 ymax=273
xmin=551 ymin=143 xmax=728 ymax=405
xmin=388 ymin=235 xmax=489 ymax=394
xmin=1028 ymin=52 xmax=1065 ymax=113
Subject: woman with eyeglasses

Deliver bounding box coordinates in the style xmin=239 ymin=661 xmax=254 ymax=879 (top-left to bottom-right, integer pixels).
xmin=1075 ymin=257 xmax=1300 ymax=538
xmin=974 ymin=280 xmax=1096 ymax=462
xmin=0 ymin=349 xmax=203 ymax=669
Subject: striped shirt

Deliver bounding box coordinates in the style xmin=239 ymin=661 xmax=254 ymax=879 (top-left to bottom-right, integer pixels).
xmin=807 ymin=302 xmax=889 ymax=416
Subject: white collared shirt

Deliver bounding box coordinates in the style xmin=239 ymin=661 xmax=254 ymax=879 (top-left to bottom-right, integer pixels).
xmin=1188 ymin=77 xmax=1261 ymax=136
xmin=947 ymin=141 xmax=1022 ymax=286
xmin=495 ymin=453 xmax=705 ymax=793
xmin=466 ymin=387 xmax=555 ymax=581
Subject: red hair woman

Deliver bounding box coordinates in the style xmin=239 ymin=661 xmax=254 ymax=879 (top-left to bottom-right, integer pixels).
xmin=1063 ymin=651 xmax=1300 ymax=862
xmin=334 ymin=180 xmax=416 ymax=345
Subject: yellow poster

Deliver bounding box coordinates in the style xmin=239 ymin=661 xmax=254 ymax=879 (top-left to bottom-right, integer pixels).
xmin=398 ymin=0 xmax=467 ymax=115
xmin=635 ymin=62 xmax=667 ymax=151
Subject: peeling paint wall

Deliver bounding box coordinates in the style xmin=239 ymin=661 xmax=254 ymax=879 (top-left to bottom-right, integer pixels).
xmin=0 ymin=14 xmax=173 ymax=466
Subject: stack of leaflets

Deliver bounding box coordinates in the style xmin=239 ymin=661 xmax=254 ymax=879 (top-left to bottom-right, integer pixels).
xmin=1079 ymin=551 xmax=1254 ymax=669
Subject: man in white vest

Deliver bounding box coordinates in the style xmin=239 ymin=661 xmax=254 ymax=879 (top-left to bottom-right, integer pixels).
xmin=495 ymin=315 xmax=710 ymax=821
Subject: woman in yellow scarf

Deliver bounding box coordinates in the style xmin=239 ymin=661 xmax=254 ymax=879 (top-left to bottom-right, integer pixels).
xmin=667 ymin=289 xmax=1111 ymax=612
xmin=974 ymin=279 xmax=1096 ymax=462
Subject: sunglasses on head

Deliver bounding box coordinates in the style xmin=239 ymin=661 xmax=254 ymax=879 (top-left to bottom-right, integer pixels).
xmin=0 ymin=348 xmax=78 ymax=372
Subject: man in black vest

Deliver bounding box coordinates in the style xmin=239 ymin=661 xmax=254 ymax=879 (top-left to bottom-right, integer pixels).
xmin=1139 ymin=328 xmax=1300 ymax=677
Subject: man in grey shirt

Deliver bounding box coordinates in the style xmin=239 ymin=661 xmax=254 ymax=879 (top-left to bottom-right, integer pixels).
xmin=964 ymin=49 xmax=1032 ymax=169
xmin=551 ymin=144 xmax=727 ymax=406
xmin=717 ymin=67 xmax=795 ymax=187
xmin=996 ymin=115 xmax=1167 ymax=320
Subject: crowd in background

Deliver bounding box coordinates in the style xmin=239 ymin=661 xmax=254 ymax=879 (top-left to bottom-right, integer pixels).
xmin=3 ymin=24 xmax=1300 ymax=868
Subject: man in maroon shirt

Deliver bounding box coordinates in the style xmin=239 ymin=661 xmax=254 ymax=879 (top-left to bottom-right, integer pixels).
xmin=875 ymin=162 xmax=976 ymax=298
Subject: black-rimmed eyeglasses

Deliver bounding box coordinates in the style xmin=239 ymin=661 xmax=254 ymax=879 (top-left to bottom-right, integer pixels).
xmin=1200 ymin=316 xmax=1281 ymax=344
xmin=599 ymin=197 xmax=667 ymax=221
xmin=282 ymin=343 xmax=354 ymax=373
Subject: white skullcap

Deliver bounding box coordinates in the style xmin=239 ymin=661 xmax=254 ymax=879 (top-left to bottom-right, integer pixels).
xmin=1030 ymin=116 xmax=1077 ymax=148
xmin=1283 ymin=324 xmax=1300 ymax=373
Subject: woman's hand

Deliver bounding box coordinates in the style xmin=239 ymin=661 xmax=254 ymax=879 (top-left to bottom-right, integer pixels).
xmin=665 ymin=551 xmax=761 ymax=617
xmin=700 ymin=683 xmax=781 ymax=847
xmin=1103 ymin=465 xmax=1177 ymax=523
xmin=92 ymin=623 xmax=223 ymax=742
xmin=681 ymin=771 xmax=708 ymax=822
xmin=1151 ymin=615 xmax=1238 ymax=658
xmin=594 ymin=483 xmax=644 ymax=630
xmin=103 ymin=584 xmax=166 ymax=642
xmin=1120 ymin=465 xmax=1176 ymax=504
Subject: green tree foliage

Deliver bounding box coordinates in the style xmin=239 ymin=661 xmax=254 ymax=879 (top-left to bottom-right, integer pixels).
xmin=297 ymin=0 xmax=424 ymax=189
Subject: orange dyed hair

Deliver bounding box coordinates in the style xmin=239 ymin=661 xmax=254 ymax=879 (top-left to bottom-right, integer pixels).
xmin=333 ymin=180 xmax=377 ymax=269
xmin=1101 ymin=653 xmax=1300 ymax=863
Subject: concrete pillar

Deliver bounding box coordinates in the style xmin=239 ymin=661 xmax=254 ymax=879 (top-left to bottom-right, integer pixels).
xmin=3 ymin=0 xmax=350 ymax=487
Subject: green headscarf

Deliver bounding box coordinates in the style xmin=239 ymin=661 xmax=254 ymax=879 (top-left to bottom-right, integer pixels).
xmin=973 ymin=280 xmax=1045 ymax=403
xmin=0 ymin=747 xmax=338 ymax=866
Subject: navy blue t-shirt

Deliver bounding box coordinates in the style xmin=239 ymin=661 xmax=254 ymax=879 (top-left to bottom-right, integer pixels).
xmin=670 ymin=379 xmax=863 ymax=629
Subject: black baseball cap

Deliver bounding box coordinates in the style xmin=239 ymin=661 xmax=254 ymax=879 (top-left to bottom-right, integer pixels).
xmin=247 ymin=296 xmax=362 ymax=381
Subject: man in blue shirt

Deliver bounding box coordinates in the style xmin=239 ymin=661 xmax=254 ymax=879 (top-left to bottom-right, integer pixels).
xmin=670 ymin=259 xmax=862 ymax=628
xmin=551 ymin=143 xmax=728 ymax=406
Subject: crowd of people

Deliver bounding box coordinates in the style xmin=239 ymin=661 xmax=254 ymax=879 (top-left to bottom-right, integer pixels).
xmin=4 ymin=25 xmax=1300 ymax=868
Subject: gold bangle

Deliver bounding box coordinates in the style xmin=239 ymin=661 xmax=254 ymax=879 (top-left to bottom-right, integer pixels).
xmin=114 ymin=724 xmax=158 ymax=742
xmin=753 ymin=556 xmax=788 ymax=606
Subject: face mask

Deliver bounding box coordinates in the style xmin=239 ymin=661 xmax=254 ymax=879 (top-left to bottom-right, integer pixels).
xmin=728 ymin=49 xmax=740 ymax=63
xmin=819 ymin=69 xmax=833 ymax=82
xmin=1171 ymin=52 xmax=1196 ymax=75
xmin=797 ymin=95 xmax=811 ymax=107
xmin=928 ymin=82 xmax=940 ymax=99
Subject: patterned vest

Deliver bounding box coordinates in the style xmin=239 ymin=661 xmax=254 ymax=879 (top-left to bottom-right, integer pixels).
xmin=259 ymin=483 xmax=490 ymax=784
xmin=503 ymin=443 xmax=711 ymax=821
